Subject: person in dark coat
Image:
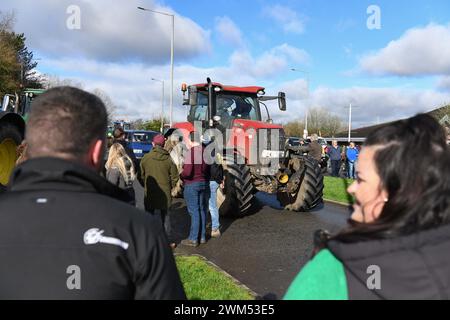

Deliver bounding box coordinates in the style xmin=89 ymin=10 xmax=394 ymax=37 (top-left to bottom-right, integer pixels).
xmin=139 ymin=134 xmax=179 ymax=248
xmin=0 ymin=87 xmax=185 ymax=300
xmin=285 ymin=113 xmax=450 ymax=300
xmin=288 ymin=134 xmax=322 ymax=161
xmin=203 ymin=135 xmax=224 ymax=238
xmin=327 ymin=140 xmax=342 ymax=177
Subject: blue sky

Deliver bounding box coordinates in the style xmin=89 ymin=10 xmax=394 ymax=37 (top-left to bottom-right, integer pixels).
xmin=3 ymin=0 xmax=450 ymax=127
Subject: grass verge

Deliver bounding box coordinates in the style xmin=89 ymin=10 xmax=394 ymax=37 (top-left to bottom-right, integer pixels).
xmin=323 ymin=176 xmax=355 ymax=205
xmin=176 ymin=255 xmax=255 ymax=300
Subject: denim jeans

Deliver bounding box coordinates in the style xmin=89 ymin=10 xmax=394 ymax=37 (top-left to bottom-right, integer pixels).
xmin=184 ymin=181 xmax=208 ymax=242
xmin=347 ymin=161 xmax=356 ymax=179
xmin=331 ymin=160 xmax=341 ymax=177
xmin=208 ymin=181 xmax=220 ymax=231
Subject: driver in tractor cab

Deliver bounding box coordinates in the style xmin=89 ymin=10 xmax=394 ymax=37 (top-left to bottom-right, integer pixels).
xmin=232 ymin=99 xmax=252 ymax=119
xmin=216 ymin=96 xmax=234 ymax=128
xmin=287 ymin=133 xmax=322 ymax=162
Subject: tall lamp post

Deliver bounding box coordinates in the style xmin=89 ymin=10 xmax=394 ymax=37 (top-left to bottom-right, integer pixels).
xmin=344 ymin=103 xmax=359 ymax=143
xmin=151 ymin=78 xmax=165 ymax=133
xmin=138 ymin=6 xmax=174 ymax=127
xmin=291 ymin=68 xmax=310 ymax=139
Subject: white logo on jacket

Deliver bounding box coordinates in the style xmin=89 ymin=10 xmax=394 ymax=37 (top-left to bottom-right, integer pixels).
xmin=83 ymin=228 xmax=129 ymax=250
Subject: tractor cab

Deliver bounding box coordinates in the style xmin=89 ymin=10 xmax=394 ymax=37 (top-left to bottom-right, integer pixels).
xmin=1 ymin=89 xmax=44 ymax=119
xmin=182 ymin=79 xmax=286 ymax=131
xmin=188 ymin=90 xmax=261 ymax=129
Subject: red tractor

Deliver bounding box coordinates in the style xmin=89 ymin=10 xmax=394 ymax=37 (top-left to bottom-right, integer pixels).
xmin=167 ymin=78 xmax=323 ymax=217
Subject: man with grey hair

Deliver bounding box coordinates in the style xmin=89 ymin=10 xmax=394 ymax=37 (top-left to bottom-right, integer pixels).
xmin=288 ymin=133 xmax=322 ymax=161
xmin=0 ymin=87 xmax=185 ymax=299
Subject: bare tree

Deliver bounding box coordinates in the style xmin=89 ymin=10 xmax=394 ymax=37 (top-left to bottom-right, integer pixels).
xmin=0 ymin=10 xmax=14 ymax=32
xmin=306 ymin=107 xmax=345 ymax=137
xmin=43 ymin=76 xmax=117 ymax=122
xmin=92 ymin=88 xmax=117 ymax=122
xmin=283 ymin=120 xmax=305 ymax=137
xmin=43 ymin=75 xmax=84 ymax=89
xmin=130 ymin=118 xmax=144 ymax=130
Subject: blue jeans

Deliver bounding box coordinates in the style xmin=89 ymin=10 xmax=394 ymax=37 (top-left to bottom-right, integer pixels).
xmin=347 ymin=161 xmax=356 ymax=179
xmin=208 ymin=181 xmax=220 ymax=231
xmin=184 ymin=181 xmax=208 ymax=242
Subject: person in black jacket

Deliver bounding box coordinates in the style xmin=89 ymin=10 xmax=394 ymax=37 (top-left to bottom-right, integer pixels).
xmin=0 ymin=86 xmax=186 ymax=300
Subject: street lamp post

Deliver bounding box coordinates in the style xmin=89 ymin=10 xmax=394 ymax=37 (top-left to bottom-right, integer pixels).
xmin=348 ymin=103 xmax=352 ymax=143
xmin=151 ymin=78 xmax=165 ymax=133
xmin=138 ymin=6 xmax=174 ymax=127
xmin=344 ymin=103 xmax=359 ymax=143
xmin=291 ymin=68 xmax=310 ymax=139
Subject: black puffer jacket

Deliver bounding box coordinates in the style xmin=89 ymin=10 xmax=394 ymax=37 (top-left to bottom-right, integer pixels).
xmin=328 ymin=223 xmax=450 ymax=299
xmin=0 ymin=157 xmax=186 ymax=300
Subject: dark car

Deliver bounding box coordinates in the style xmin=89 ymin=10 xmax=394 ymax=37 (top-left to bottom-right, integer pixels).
xmin=287 ymin=137 xmax=301 ymax=147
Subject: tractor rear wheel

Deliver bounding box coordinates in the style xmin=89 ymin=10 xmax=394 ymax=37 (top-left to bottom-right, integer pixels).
xmin=0 ymin=123 xmax=22 ymax=187
xmin=217 ymin=153 xmax=254 ymax=217
xmin=277 ymin=156 xmax=324 ymax=212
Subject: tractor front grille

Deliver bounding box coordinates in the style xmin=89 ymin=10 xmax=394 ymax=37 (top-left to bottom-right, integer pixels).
xmin=256 ymin=128 xmax=286 ymax=152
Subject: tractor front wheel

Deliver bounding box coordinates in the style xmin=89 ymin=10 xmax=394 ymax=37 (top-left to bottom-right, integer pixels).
xmin=277 ymin=156 xmax=324 ymax=212
xmin=217 ymin=153 xmax=255 ymax=217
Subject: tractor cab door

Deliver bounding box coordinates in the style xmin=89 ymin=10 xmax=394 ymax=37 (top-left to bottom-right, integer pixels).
xmin=187 ymin=91 xmax=209 ymax=129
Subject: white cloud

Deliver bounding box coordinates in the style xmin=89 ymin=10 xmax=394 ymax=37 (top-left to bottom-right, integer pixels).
xmin=360 ymin=24 xmax=450 ymax=76
xmin=36 ymin=41 xmax=309 ymax=123
xmin=215 ymin=16 xmax=244 ymax=47
xmin=437 ymin=76 xmax=450 ymax=92
xmin=263 ymin=5 xmax=305 ymax=34
xmin=38 ymin=55 xmax=450 ymax=130
xmin=274 ymin=81 xmax=450 ymax=128
xmin=3 ymin=0 xmax=211 ymax=63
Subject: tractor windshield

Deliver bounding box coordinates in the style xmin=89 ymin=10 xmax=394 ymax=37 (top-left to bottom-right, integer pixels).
xmin=188 ymin=91 xmax=261 ymax=123
xmin=216 ymin=93 xmax=260 ymax=121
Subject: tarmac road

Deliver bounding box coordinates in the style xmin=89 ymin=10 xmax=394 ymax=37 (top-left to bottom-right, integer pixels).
xmin=134 ymin=180 xmax=351 ymax=300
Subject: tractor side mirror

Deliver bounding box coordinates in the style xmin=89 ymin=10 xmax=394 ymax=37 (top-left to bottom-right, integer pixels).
xmin=189 ymin=86 xmax=198 ymax=106
xmin=278 ymin=92 xmax=286 ymax=111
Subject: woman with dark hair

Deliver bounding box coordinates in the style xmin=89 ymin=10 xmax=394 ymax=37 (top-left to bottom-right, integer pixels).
xmin=284 ymin=113 xmax=450 ymax=300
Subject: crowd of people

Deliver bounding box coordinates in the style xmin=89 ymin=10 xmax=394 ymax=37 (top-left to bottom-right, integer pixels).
xmin=0 ymin=86 xmax=449 ymax=300
xmin=105 ymin=122 xmax=224 ymax=250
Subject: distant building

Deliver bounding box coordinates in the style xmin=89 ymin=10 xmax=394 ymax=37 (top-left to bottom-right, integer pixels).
xmin=332 ymin=105 xmax=450 ymax=143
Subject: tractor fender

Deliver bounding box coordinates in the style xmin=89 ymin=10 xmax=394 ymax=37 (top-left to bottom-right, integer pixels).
xmin=0 ymin=112 xmax=25 ymax=139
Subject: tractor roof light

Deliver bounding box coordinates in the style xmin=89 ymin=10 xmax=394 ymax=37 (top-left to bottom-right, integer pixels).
xmin=214 ymin=87 xmax=222 ymax=92
xmin=257 ymin=90 xmax=265 ymax=96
